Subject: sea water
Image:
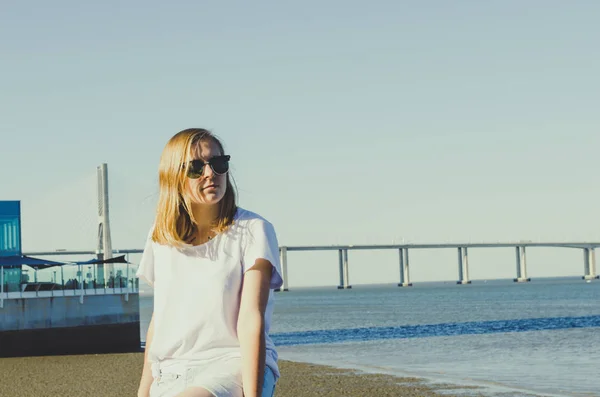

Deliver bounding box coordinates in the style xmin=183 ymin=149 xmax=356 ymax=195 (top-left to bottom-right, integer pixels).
xmin=139 ymin=277 xmax=600 ymax=396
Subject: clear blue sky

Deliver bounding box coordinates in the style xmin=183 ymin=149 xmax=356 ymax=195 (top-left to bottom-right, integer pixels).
xmin=2 ymin=1 xmax=599 ymax=286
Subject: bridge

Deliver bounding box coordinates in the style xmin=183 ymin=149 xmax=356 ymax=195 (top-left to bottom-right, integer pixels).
xmin=278 ymin=242 xmax=599 ymax=290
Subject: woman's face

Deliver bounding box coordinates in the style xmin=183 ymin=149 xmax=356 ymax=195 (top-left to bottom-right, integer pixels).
xmin=184 ymin=139 xmax=228 ymax=206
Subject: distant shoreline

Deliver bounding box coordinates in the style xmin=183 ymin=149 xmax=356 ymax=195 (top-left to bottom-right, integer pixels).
xmin=137 ymin=275 xmax=589 ymax=295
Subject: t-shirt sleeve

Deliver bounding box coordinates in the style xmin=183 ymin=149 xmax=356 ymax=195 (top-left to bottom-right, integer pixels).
xmin=242 ymin=219 xmax=283 ymax=290
xmin=136 ymin=228 xmax=155 ymax=287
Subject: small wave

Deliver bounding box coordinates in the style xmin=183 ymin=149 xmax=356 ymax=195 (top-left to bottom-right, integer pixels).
xmin=271 ymin=315 xmax=600 ymax=346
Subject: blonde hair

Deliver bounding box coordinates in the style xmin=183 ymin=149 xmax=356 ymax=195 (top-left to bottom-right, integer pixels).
xmin=151 ymin=128 xmax=237 ymax=246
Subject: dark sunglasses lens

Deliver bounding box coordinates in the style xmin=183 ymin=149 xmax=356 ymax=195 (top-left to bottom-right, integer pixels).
xmin=187 ymin=161 xmax=205 ymax=179
xmin=210 ymin=157 xmax=229 ymax=174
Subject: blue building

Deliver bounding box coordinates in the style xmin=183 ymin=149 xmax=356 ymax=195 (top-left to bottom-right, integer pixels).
xmin=0 ymin=200 xmax=22 ymax=256
xmin=0 ymin=201 xmax=24 ymax=291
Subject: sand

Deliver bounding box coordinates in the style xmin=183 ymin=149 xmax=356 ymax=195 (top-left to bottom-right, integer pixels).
xmin=0 ymin=353 xmax=487 ymax=397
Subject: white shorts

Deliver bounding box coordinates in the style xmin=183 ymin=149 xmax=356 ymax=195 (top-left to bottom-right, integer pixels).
xmin=150 ymin=360 xmax=277 ymax=397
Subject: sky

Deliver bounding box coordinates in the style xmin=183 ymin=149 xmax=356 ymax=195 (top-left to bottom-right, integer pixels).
xmin=1 ymin=1 xmax=599 ymax=287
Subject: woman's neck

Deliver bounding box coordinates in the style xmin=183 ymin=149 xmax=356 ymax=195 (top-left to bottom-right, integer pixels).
xmin=191 ymin=203 xmax=219 ymax=232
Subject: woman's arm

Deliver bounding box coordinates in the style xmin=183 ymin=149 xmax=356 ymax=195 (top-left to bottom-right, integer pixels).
xmin=237 ymin=259 xmax=273 ymax=397
xmin=138 ymin=312 xmax=155 ymax=397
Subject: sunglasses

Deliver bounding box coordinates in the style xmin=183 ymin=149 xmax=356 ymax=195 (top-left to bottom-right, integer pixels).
xmin=186 ymin=155 xmax=230 ymax=179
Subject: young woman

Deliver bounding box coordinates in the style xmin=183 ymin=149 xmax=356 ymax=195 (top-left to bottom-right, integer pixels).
xmin=136 ymin=128 xmax=283 ymax=397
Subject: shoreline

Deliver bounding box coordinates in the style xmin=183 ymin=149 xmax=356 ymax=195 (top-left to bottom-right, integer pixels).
xmin=0 ymin=352 xmax=492 ymax=397
xmin=278 ymin=357 xmax=560 ymax=397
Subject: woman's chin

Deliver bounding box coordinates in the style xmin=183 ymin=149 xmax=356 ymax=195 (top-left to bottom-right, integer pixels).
xmin=192 ymin=194 xmax=223 ymax=206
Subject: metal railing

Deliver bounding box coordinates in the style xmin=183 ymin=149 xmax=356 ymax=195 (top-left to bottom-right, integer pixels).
xmin=0 ymin=261 xmax=139 ymax=308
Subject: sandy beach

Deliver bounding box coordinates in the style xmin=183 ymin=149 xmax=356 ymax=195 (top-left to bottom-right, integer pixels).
xmin=0 ymin=353 xmax=486 ymax=397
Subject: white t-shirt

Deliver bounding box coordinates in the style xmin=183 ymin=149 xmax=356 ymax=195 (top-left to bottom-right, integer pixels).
xmin=136 ymin=208 xmax=284 ymax=378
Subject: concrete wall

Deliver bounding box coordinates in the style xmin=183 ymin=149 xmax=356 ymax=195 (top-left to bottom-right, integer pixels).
xmin=0 ymin=294 xmax=139 ymax=331
xmin=0 ymin=294 xmax=141 ymax=357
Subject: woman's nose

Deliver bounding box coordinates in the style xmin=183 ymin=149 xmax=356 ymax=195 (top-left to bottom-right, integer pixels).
xmin=203 ymin=163 xmax=215 ymax=178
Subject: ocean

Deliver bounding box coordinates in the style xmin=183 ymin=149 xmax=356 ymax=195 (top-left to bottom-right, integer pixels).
xmin=138 ymin=277 xmax=600 ymax=397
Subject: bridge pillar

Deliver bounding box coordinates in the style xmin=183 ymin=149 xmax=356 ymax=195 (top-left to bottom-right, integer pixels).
xmin=398 ymin=248 xmax=404 ymax=286
xmin=515 ymin=247 xmax=521 ymax=279
xmin=275 ymin=247 xmax=289 ymax=292
xmin=398 ymin=248 xmax=412 ymax=287
xmin=343 ymin=249 xmax=351 ymax=289
xmin=337 ymin=249 xmax=351 ymax=289
xmin=96 ymin=164 xmax=113 ymax=287
xmin=463 ymin=248 xmax=471 ymax=283
xmin=514 ymin=246 xmax=530 ymax=282
xmin=457 ymin=247 xmax=471 ymax=284
xmin=338 ymin=249 xmax=344 ymax=289
xmin=583 ymin=248 xmax=598 ymax=281
xmin=457 ymin=248 xmax=463 ymax=282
